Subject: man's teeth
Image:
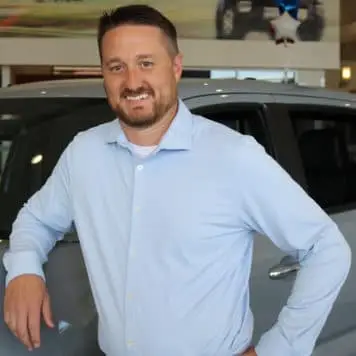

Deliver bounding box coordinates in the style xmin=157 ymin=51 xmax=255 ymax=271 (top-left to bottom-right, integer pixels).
xmin=126 ymin=94 xmax=149 ymax=100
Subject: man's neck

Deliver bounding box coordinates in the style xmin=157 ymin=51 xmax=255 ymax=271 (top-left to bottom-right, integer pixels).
xmin=121 ymin=101 xmax=178 ymax=146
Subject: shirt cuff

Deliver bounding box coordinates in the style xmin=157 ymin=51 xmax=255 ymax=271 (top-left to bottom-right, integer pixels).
xmin=255 ymin=326 xmax=293 ymax=356
xmin=4 ymin=251 xmax=45 ymax=287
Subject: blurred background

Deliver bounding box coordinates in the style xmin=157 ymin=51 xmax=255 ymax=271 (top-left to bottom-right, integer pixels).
xmin=0 ymin=0 xmax=354 ymax=91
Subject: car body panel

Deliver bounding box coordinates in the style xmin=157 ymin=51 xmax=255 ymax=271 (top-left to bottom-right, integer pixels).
xmin=1 ymin=78 xmax=356 ymax=104
xmin=0 ymin=240 xmax=101 ymax=356
xmin=272 ymin=93 xmax=356 ymax=109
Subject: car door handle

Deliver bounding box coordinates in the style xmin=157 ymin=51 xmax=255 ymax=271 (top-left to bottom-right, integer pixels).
xmin=268 ymin=256 xmax=300 ymax=280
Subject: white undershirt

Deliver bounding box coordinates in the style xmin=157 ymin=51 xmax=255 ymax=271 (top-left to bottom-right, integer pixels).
xmin=130 ymin=143 xmax=157 ymax=159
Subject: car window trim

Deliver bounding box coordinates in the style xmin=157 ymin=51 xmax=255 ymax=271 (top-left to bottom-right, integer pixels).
xmin=184 ymin=95 xmax=276 ymax=157
xmin=263 ymin=103 xmax=308 ymax=190
xmin=195 ymin=102 xmax=273 ymax=153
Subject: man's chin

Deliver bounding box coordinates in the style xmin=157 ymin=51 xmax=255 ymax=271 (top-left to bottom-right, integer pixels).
xmin=120 ymin=115 xmax=157 ymax=129
xmin=123 ymin=104 xmax=152 ymax=116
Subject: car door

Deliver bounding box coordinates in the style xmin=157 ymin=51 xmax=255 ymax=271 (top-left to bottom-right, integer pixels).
xmin=0 ymin=97 xmax=114 ymax=356
xmin=183 ymin=94 xmax=302 ymax=348
xmin=273 ymin=100 xmax=356 ymax=355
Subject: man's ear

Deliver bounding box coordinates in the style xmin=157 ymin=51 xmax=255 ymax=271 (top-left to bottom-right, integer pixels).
xmin=173 ymin=52 xmax=183 ymax=82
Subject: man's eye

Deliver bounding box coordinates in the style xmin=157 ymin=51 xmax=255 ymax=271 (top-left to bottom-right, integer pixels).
xmin=141 ymin=61 xmax=154 ymax=68
xmin=109 ymin=65 xmax=122 ymax=72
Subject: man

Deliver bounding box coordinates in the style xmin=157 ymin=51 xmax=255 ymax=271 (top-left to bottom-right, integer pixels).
xmin=2 ymin=4 xmax=351 ymax=356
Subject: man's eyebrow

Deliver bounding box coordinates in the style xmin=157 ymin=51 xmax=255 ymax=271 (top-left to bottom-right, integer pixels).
xmin=105 ymin=55 xmax=153 ymax=66
xmin=104 ymin=57 xmax=122 ymax=66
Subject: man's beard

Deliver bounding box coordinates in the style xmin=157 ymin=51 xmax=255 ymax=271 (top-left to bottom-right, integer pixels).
xmin=115 ymin=87 xmax=174 ymax=129
xmin=115 ymin=101 xmax=162 ymax=129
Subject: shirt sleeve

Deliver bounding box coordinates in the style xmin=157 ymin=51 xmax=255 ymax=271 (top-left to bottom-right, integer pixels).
xmin=234 ymin=136 xmax=352 ymax=356
xmin=2 ymin=143 xmax=74 ymax=286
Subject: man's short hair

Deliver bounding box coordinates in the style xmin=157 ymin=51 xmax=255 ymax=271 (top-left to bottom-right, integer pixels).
xmin=97 ymin=4 xmax=179 ymax=58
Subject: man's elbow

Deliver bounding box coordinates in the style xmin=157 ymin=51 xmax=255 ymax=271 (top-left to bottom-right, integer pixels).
xmin=311 ymin=223 xmax=352 ymax=283
xmin=336 ymin=236 xmax=352 ymax=280
xmin=326 ymin=223 xmax=352 ymax=283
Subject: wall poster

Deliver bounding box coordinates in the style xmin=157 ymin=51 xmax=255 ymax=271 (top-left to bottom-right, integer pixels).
xmin=0 ymin=1 xmax=340 ymax=69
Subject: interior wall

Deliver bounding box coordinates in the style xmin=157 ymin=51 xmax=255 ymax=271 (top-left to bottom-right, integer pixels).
xmin=0 ymin=38 xmax=340 ymax=70
xmin=3 ymin=65 xmax=327 ymax=89
xmin=295 ymin=70 xmax=325 ymax=87
xmin=0 ymin=66 xmax=12 ymax=87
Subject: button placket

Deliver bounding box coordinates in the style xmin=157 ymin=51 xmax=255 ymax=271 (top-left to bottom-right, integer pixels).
xmin=124 ymin=161 xmax=146 ymax=352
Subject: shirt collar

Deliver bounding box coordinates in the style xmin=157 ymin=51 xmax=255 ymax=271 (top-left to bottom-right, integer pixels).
xmin=104 ymin=99 xmax=193 ymax=151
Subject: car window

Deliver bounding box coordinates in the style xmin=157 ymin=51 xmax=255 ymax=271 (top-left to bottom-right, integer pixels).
xmin=289 ymin=105 xmax=356 ymax=210
xmin=191 ymin=103 xmax=272 ymax=154
xmin=0 ymin=98 xmax=114 ymax=237
xmin=0 ymin=121 xmax=52 ymax=237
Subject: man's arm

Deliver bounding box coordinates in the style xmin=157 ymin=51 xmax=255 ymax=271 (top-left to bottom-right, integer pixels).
xmin=3 ymin=143 xmax=74 ymax=285
xmin=234 ymin=137 xmax=351 ymax=356
xmin=2 ymin=142 xmax=76 ymax=351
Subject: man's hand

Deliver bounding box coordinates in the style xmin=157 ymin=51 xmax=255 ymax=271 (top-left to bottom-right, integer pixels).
xmin=242 ymin=346 xmax=257 ymax=356
xmin=4 ymin=274 xmax=55 ymax=351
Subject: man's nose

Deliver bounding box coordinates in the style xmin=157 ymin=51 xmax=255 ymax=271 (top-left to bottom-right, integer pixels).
xmin=124 ymin=68 xmax=141 ymax=89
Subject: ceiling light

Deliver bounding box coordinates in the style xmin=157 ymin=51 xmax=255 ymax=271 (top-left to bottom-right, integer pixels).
xmin=341 ymin=66 xmax=351 ymax=81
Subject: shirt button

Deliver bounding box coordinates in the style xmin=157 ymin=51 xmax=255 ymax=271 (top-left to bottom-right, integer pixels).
xmin=137 ymin=165 xmax=143 ymax=171
xmin=127 ymin=340 xmax=135 ymax=348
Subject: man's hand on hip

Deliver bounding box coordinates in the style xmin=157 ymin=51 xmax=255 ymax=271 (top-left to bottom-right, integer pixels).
xmin=242 ymin=346 xmax=257 ymax=356
xmin=4 ymin=274 xmax=55 ymax=351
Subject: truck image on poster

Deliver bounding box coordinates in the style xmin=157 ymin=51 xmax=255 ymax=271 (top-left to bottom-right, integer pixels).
xmin=0 ymin=0 xmax=334 ymax=42
xmin=215 ymin=0 xmax=325 ymax=41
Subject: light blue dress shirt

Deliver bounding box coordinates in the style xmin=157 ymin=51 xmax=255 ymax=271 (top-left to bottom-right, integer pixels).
xmin=3 ymin=100 xmax=351 ymax=356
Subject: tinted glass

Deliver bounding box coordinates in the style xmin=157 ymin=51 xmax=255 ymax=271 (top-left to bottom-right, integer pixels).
xmin=289 ymin=106 xmax=356 ymax=210
xmin=191 ymin=104 xmax=271 ymax=153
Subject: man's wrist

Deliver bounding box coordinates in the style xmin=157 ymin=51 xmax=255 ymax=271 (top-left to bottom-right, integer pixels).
xmin=242 ymin=345 xmax=256 ymax=355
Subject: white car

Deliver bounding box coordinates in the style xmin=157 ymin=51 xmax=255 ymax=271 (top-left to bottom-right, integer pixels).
xmin=0 ymin=78 xmax=355 ymax=355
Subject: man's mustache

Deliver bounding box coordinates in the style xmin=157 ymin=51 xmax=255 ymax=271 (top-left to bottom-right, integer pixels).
xmin=121 ymin=87 xmax=154 ymax=97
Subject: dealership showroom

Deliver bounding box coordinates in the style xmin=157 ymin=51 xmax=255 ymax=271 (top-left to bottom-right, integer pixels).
xmin=1 ymin=1 xmax=356 ymax=356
